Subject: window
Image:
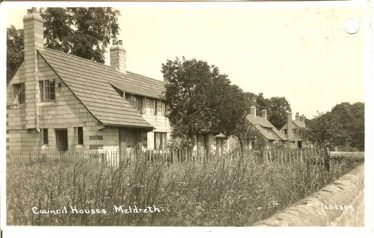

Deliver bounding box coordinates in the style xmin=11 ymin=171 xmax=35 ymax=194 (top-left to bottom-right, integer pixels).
xmin=141 ymin=132 xmax=148 ymax=148
xmin=125 ymin=94 xmax=145 ymax=114
xmin=13 ymin=83 xmax=25 ymax=105
xmin=284 ymin=129 xmax=288 ymax=136
xmin=41 ymin=128 xmax=48 ymax=145
xmin=149 ymin=99 xmax=155 ymax=115
xmin=292 ymin=129 xmax=297 ymax=134
xmin=136 ymin=96 xmax=145 ymax=114
xmin=39 ymin=79 xmax=55 ymax=101
xmin=154 ymin=100 xmax=158 ymax=115
xmin=154 ymin=132 xmax=167 ymax=150
xmin=125 ymin=93 xmax=132 ymax=103
xmin=161 ymin=101 xmax=166 ymax=116
xmin=75 ymin=127 xmax=83 ymax=145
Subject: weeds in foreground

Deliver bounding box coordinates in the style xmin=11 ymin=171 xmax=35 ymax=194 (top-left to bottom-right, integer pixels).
xmin=6 ymin=151 xmax=360 ymax=226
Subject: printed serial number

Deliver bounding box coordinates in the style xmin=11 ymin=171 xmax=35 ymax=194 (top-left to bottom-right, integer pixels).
xmin=322 ymin=204 xmax=354 ymax=211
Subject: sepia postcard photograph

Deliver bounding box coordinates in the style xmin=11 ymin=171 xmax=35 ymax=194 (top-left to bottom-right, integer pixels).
xmin=0 ymin=0 xmax=372 ymax=238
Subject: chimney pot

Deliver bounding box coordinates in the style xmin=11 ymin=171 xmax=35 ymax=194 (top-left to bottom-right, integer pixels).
xmin=110 ymin=39 xmax=126 ymax=73
xmin=287 ymin=111 xmax=292 ymax=122
xmin=300 ymin=115 xmax=306 ymax=124
xmin=295 ymin=112 xmax=300 ymax=121
xmin=287 ymin=111 xmax=293 ymax=140
xmin=261 ymin=109 xmax=267 ymax=119
xmin=250 ymin=106 xmax=256 ymax=117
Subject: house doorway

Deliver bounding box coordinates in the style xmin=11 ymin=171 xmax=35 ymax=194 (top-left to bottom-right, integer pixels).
xmin=55 ymin=129 xmax=68 ymax=152
xmin=119 ymin=128 xmax=146 ymax=155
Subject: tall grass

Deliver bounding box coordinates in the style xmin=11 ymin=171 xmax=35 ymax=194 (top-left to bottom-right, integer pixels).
xmin=6 ymin=150 xmax=361 ymax=226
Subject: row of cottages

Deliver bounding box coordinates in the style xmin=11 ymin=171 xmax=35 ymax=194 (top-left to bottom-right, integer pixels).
xmin=280 ymin=112 xmax=307 ymax=149
xmin=245 ymin=106 xmax=287 ymax=149
xmin=6 ymin=8 xmax=229 ymax=156
xmin=227 ymin=106 xmax=307 ymax=150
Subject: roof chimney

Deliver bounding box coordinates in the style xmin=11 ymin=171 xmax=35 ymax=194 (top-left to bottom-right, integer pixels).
xmin=250 ymin=106 xmax=256 ymax=117
xmin=295 ymin=112 xmax=300 ymax=121
xmin=110 ymin=39 xmax=127 ymax=73
xmin=287 ymin=111 xmax=293 ymax=140
xmin=23 ymin=8 xmax=43 ymax=129
xmin=261 ymin=109 xmax=267 ymax=119
xmin=300 ymin=115 xmax=306 ymax=124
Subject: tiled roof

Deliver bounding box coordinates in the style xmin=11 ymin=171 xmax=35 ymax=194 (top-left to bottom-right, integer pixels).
xmin=246 ymin=115 xmax=287 ymax=141
xmin=293 ymin=120 xmax=306 ymax=128
xmin=280 ymin=120 xmax=306 ymax=141
xmin=110 ymin=72 xmax=165 ymax=99
xmin=38 ymin=48 xmax=155 ymax=129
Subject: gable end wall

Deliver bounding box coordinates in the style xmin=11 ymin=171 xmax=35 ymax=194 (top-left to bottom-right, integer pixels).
xmin=6 ymin=55 xmax=106 ymax=152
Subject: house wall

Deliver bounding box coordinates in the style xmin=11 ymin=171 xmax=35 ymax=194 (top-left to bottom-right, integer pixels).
xmin=7 ymin=54 xmax=104 ymax=152
xmin=190 ymin=134 xmax=228 ymax=156
xmin=141 ymin=98 xmax=171 ymax=150
xmin=281 ymin=122 xmax=302 ymax=149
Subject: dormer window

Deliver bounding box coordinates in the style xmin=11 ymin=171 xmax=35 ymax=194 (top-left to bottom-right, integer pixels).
xmin=125 ymin=93 xmax=145 ymax=114
xmin=13 ymin=83 xmax=25 ymax=105
xmin=39 ymin=79 xmax=55 ymax=101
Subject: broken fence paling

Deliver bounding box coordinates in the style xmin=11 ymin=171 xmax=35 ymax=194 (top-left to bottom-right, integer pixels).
xmin=7 ymin=148 xmax=331 ymax=167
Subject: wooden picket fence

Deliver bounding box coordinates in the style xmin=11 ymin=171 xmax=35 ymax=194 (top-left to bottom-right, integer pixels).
xmin=6 ymin=148 xmax=231 ymax=167
xmin=262 ymin=148 xmax=329 ymax=165
xmin=6 ymin=147 xmax=354 ymax=172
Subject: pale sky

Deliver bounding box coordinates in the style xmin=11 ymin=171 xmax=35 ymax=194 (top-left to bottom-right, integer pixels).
xmin=4 ymin=2 xmax=368 ymax=119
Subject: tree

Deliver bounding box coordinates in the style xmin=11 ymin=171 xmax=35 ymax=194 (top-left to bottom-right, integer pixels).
xmin=7 ymin=7 xmax=120 ymax=83
xmin=252 ymin=92 xmax=291 ymax=130
xmin=266 ymin=96 xmax=291 ymax=130
xmin=42 ymin=8 xmax=120 ymax=64
xmin=300 ymin=112 xmax=332 ymax=146
xmin=301 ymin=102 xmax=364 ymax=150
xmin=162 ymin=57 xmax=247 ymax=147
xmin=349 ymin=102 xmax=365 ymax=150
xmin=255 ymin=92 xmax=267 ymax=114
xmin=231 ymin=92 xmax=256 ymax=153
xmin=7 ymin=26 xmax=24 ymax=84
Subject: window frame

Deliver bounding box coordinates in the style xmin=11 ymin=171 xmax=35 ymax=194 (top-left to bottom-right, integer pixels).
xmin=154 ymin=100 xmax=158 ymax=116
xmin=136 ymin=95 xmax=145 ymax=114
xmin=76 ymin=127 xmax=84 ymax=145
xmin=13 ymin=83 xmax=25 ymax=105
xmin=41 ymin=128 xmax=48 ymax=145
xmin=154 ymin=132 xmax=167 ymax=150
xmin=39 ymin=79 xmax=56 ymax=102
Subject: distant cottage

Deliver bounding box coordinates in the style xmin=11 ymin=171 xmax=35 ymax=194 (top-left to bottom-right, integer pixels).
xmin=245 ymin=106 xmax=287 ymax=149
xmin=280 ymin=112 xmax=306 ymax=149
xmin=6 ymin=8 xmax=229 ymax=156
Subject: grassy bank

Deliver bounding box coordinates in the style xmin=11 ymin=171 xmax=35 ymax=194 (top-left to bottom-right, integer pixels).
xmin=6 ymin=150 xmax=360 ymax=226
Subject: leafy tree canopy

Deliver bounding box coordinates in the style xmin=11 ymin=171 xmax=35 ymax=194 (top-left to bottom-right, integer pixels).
xmin=6 ymin=26 xmax=24 ymax=84
xmin=301 ymin=102 xmax=364 ymax=150
xmin=162 ymin=57 xmax=246 ymax=141
xmin=7 ymin=7 xmax=120 ymax=84
xmin=249 ymin=92 xmax=291 ymax=130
